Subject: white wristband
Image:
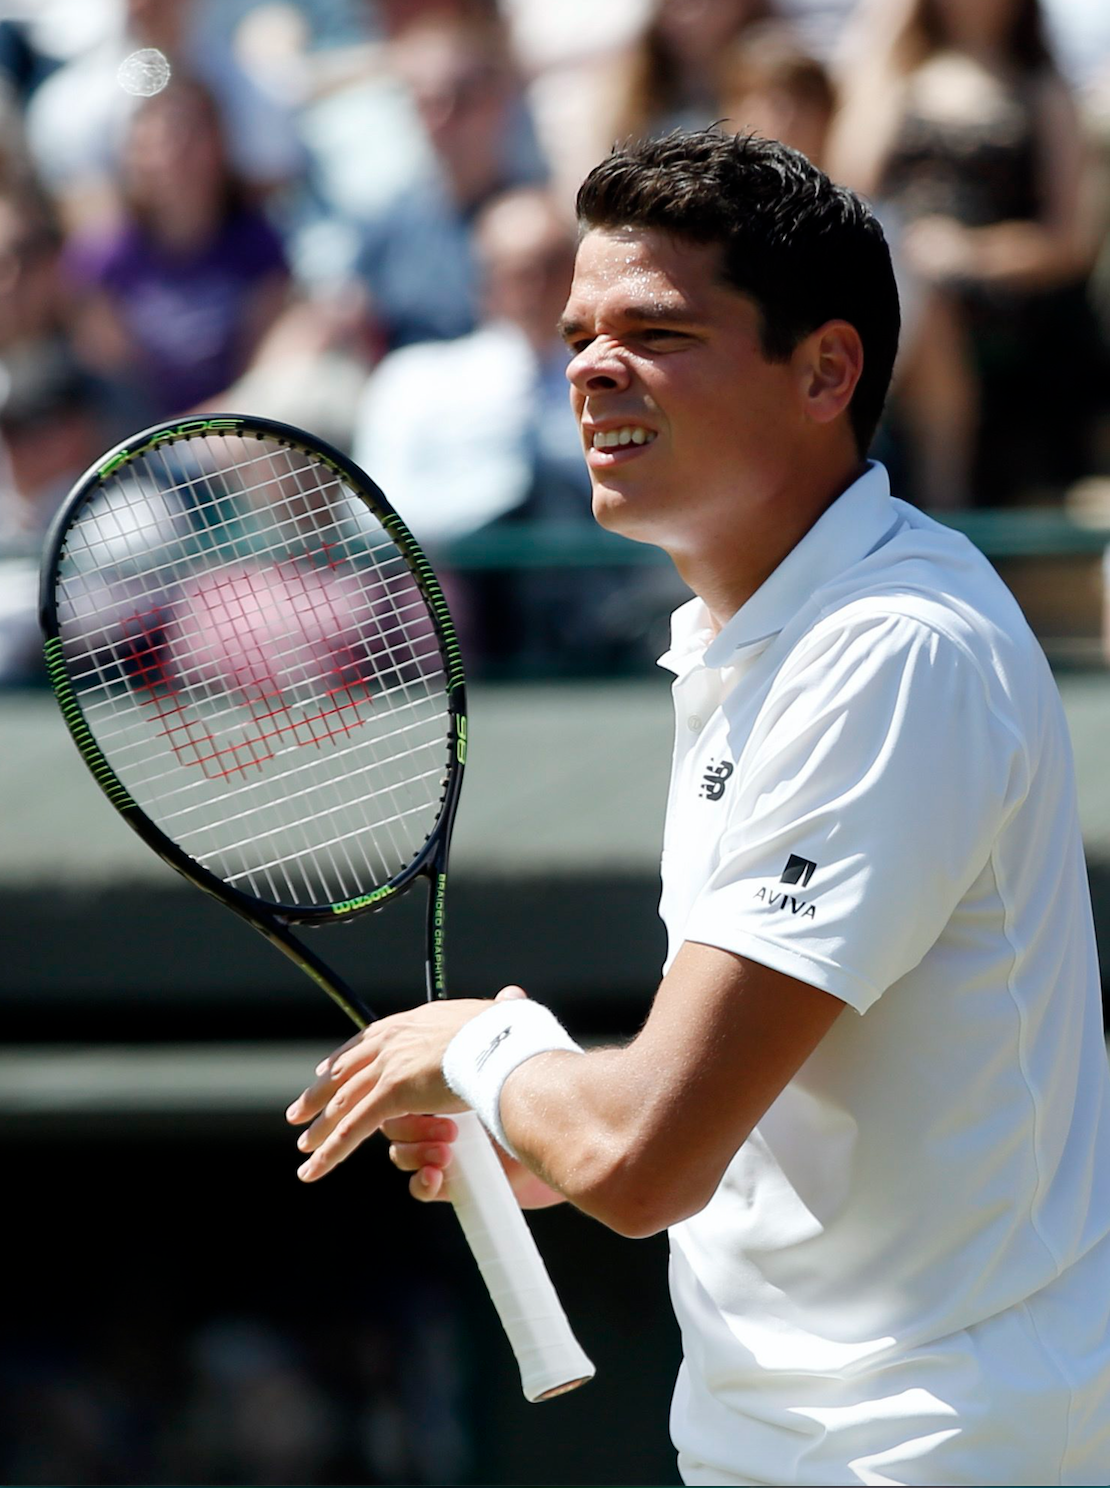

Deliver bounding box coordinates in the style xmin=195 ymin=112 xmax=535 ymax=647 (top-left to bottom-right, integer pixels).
xmin=442 ymin=1001 xmax=583 ymax=1157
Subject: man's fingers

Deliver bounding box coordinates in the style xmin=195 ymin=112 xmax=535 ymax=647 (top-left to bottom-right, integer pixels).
xmin=286 ymin=1037 xmax=380 ymax=1125
xmin=314 ymin=1027 xmax=364 ymax=1076
xmin=296 ymin=1061 xmax=387 ymax=1153
xmin=388 ymin=1139 xmax=454 ymax=1174
xmin=380 ymin=1115 xmax=458 ymax=1144
xmin=297 ymin=1084 xmax=392 ymax=1180
xmin=411 ymin=1165 xmax=447 ymax=1202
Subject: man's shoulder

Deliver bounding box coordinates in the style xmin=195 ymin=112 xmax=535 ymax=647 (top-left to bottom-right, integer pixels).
xmin=775 ymin=513 xmax=1053 ymax=735
xmin=806 ymin=503 xmax=1040 ymax=671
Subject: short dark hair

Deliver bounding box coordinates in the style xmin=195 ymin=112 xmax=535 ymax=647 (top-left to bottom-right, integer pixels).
xmin=575 ymin=130 xmax=900 ymax=455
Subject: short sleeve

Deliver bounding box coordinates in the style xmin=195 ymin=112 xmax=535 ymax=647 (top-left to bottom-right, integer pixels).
xmin=682 ymin=611 xmax=1030 ymax=1012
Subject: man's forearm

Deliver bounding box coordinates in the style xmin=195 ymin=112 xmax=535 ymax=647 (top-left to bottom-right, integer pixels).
xmin=496 ymin=944 xmax=844 ymax=1237
xmin=498 ymin=1045 xmax=684 ymax=1238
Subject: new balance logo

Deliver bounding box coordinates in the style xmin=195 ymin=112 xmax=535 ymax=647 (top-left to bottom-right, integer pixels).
xmin=781 ymin=854 xmax=816 ymax=887
xmin=476 ymin=1027 xmax=510 ymax=1071
xmin=699 ymin=760 xmax=733 ymax=801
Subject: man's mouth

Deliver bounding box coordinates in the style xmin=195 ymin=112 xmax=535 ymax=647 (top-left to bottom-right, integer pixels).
xmin=590 ymin=426 xmax=657 ymax=450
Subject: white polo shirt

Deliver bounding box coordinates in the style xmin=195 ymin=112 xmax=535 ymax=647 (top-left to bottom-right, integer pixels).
xmin=658 ymin=463 xmax=1110 ymax=1486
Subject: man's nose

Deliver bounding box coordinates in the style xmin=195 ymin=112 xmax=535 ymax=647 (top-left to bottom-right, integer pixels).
xmin=566 ymin=339 xmax=632 ymax=395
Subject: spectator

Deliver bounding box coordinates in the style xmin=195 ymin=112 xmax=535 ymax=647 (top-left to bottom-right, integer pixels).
xmin=0 ymin=350 xmax=97 ymax=548
xmin=64 ymin=77 xmax=290 ymax=426
xmin=284 ymin=0 xmax=543 ymax=234
xmin=830 ymin=0 xmax=1102 ymax=507
xmin=354 ymin=188 xmax=581 ymax=544
xmin=353 ymin=188 xmax=641 ymax=673
xmin=720 ymin=24 xmax=838 ymax=169
xmin=25 ymin=0 xmax=302 ymax=232
xmin=0 ymin=182 xmax=66 ymax=388
xmin=350 ymin=8 xmax=547 ymax=352
xmin=502 ymin=0 xmax=652 ymax=209
xmin=205 ymin=289 xmax=378 ymax=459
xmin=0 ymin=73 xmax=37 ymax=191
xmin=606 ymin=0 xmax=776 ymax=145
xmin=0 ymin=350 xmax=101 ymax=683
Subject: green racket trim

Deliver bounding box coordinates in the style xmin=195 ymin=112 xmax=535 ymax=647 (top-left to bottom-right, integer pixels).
xmin=40 ymin=412 xmax=467 ymax=926
xmin=43 ymin=636 xmax=136 ymax=812
xmin=41 ymin=415 xmax=597 ymax=1403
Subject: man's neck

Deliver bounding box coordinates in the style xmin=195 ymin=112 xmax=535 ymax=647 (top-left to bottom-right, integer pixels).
xmin=672 ymin=456 xmax=868 ymax=635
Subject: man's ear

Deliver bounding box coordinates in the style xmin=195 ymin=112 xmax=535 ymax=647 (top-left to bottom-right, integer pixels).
xmin=797 ymin=320 xmax=864 ymax=427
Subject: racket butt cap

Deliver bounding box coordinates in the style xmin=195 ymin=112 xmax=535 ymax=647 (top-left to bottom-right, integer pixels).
xmin=533 ymin=1371 xmax=595 ymax=1402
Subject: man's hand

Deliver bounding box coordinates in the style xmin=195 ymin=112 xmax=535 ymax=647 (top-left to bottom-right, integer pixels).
xmin=285 ymin=996 xmax=492 ymax=1181
xmin=361 ymin=985 xmax=568 ymax=1209
xmin=382 ymin=1111 xmax=567 ymax=1209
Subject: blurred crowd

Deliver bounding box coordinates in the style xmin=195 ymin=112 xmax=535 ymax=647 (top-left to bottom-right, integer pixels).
xmin=2 ymin=1303 xmax=471 ymax=1484
xmin=0 ymin=0 xmax=1109 ymax=685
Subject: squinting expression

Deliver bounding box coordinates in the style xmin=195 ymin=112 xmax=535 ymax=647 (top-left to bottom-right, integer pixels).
xmin=560 ymin=228 xmax=801 ymax=552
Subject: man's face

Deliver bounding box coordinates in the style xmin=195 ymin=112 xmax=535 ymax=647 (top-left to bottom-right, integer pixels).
xmin=561 ymin=228 xmax=803 ymax=552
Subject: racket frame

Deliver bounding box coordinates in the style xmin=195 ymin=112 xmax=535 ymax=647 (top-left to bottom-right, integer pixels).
xmin=40 ymin=412 xmax=597 ymax=1402
xmin=39 ymin=413 xmax=468 ymax=1026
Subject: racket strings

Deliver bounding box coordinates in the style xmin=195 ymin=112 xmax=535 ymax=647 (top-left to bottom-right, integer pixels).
xmin=60 ymin=480 xmax=443 ymax=724
xmin=54 ymin=434 xmax=455 ymax=908
xmin=77 ymin=437 xmax=443 ymax=904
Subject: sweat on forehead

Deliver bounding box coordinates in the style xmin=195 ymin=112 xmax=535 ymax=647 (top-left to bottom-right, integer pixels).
xmin=560 ymin=229 xmax=731 ymax=335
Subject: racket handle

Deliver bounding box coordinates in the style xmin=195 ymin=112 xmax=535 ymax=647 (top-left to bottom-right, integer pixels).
xmin=444 ymin=1110 xmax=596 ymax=1402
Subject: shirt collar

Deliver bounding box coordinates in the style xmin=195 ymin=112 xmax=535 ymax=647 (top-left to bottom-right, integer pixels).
xmin=658 ymin=462 xmax=900 ymax=675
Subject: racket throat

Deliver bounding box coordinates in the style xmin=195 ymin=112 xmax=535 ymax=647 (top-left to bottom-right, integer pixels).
xmin=259 ymin=913 xmax=375 ymax=1029
xmin=425 ymin=868 xmax=450 ymax=999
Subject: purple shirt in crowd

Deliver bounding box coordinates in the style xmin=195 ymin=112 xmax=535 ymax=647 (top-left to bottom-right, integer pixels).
xmin=66 ymin=209 xmax=287 ymax=415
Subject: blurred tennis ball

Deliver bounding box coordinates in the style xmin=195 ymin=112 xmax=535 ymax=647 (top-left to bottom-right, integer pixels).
xmin=117 ymin=48 xmax=172 ymax=97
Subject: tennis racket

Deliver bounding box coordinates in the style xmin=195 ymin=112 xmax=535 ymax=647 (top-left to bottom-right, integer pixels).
xmin=39 ymin=412 xmax=595 ymax=1403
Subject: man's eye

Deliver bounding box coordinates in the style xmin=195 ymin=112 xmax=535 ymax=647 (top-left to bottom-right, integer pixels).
xmin=635 ymin=329 xmax=690 ymax=351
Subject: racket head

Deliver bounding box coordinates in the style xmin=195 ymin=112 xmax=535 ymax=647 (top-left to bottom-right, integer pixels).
xmin=40 ymin=414 xmax=467 ymax=927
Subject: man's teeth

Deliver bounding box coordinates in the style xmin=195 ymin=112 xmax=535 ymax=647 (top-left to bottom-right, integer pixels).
xmin=592 ymin=427 xmax=656 ymax=449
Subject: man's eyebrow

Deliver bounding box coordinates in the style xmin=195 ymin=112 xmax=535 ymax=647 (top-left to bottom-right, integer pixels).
xmin=557 ymin=302 xmax=697 ymax=343
xmin=556 ymin=315 xmax=586 ymax=343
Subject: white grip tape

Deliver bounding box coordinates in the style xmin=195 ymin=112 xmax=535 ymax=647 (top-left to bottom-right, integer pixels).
xmin=445 ymin=1110 xmax=596 ymax=1402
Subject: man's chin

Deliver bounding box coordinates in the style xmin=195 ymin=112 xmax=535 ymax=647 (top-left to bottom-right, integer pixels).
xmin=591 ymin=487 xmax=659 ymax=544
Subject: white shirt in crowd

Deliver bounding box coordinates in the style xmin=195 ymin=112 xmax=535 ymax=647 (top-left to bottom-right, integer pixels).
xmin=658 ymin=462 xmax=1110 ymax=1486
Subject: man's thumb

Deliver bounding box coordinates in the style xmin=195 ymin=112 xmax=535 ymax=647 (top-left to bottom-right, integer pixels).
xmin=494 ymin=984 xmax=528 ymax=1002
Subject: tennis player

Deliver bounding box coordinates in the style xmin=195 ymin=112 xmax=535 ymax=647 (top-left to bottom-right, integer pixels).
xmin=287 ymin=132 xmax=1110 ymax=1485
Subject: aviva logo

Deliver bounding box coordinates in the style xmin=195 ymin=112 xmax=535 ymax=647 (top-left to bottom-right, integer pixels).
xmin=752 ymin=886 xmax=816 ymax=920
